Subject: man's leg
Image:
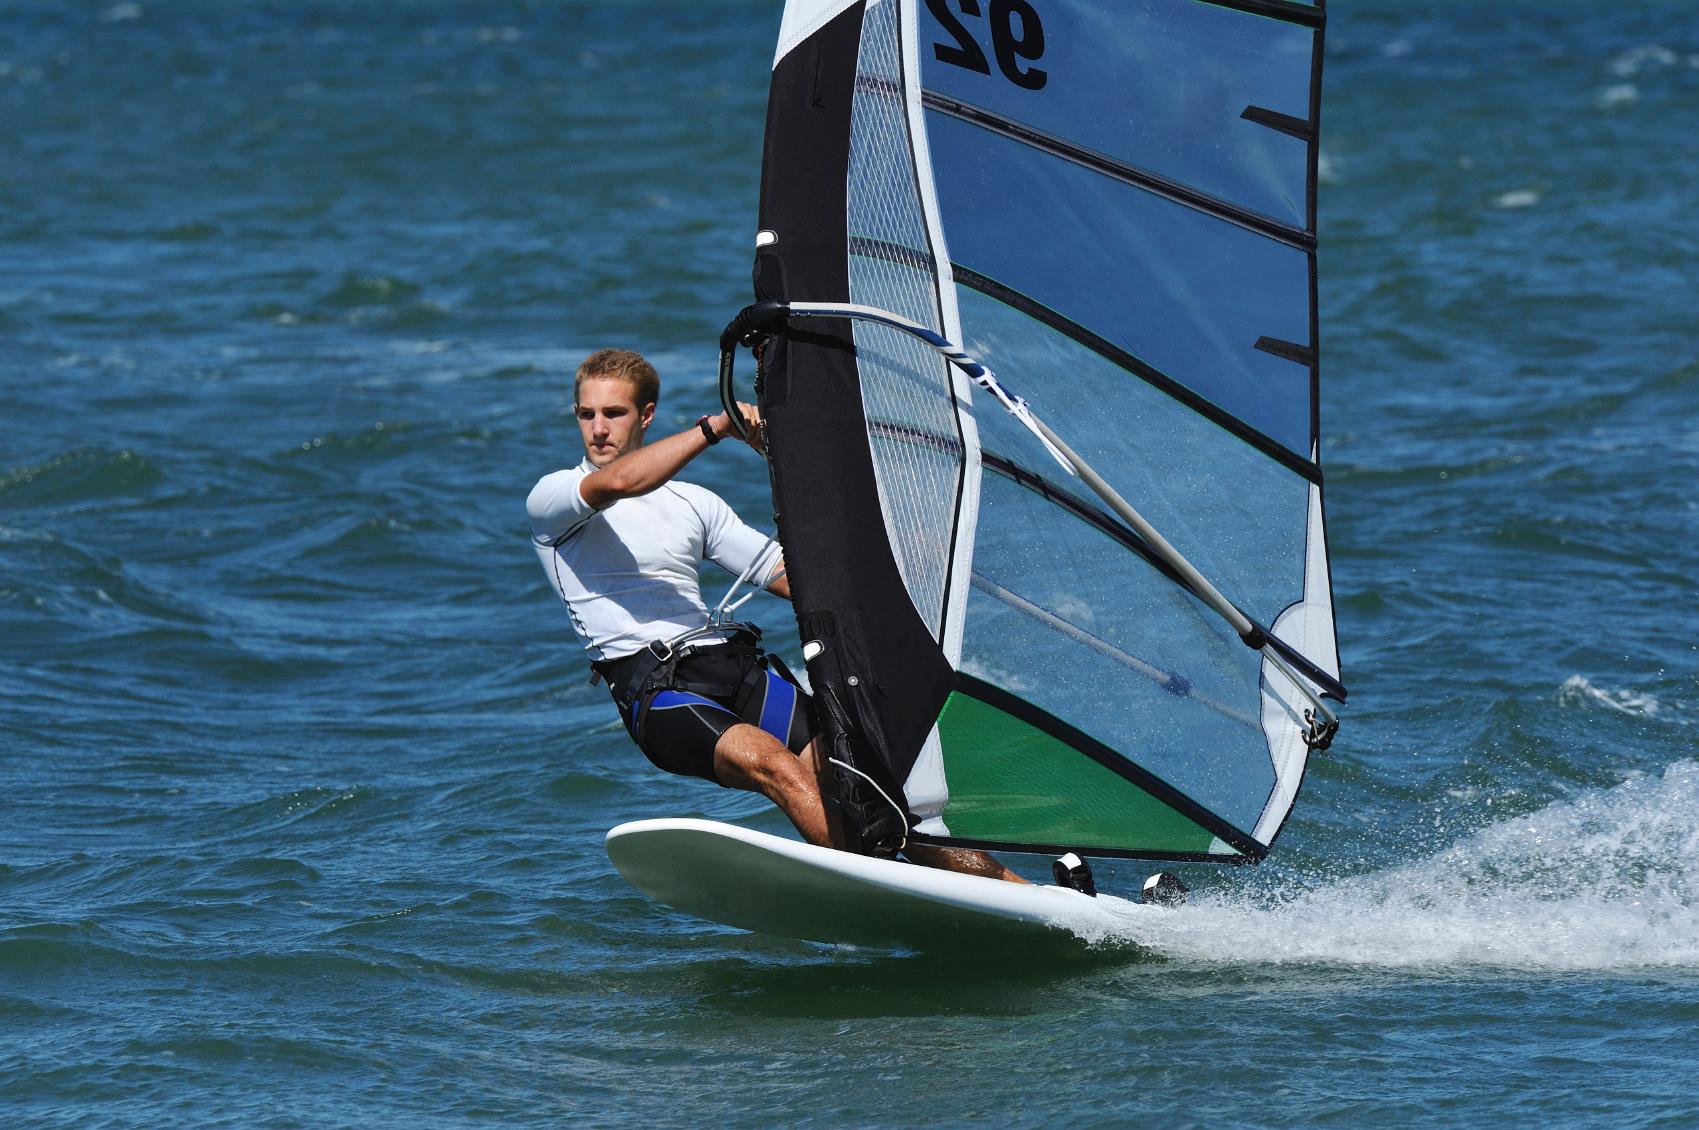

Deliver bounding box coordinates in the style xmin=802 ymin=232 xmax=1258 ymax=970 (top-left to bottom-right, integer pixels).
xmin=712 ymin=723 xmax=835 ymax=848
xmin=713 ymin=724 xmax=1025 ymax=883
xmin=797 ymin=736 xmax=848 ymax=850
xmin=902 ymin=842 xmax=1029 ymax=884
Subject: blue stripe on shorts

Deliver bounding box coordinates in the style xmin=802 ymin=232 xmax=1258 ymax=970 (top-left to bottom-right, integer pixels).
xmin=756 ymin=669 xmax=797 ymax=745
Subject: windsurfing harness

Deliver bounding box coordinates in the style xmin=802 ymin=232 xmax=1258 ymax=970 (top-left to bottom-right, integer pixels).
xmin=597 ymin=623 xmax=821 ymax=784
xmin=595 ymin=623 xmax=766 ymax=719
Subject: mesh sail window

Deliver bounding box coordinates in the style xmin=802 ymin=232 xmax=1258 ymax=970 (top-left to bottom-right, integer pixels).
xmin=755 ymin=0 xmax=1341 ymax=862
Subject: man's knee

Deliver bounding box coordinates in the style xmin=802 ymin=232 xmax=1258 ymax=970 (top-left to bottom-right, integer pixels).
xmin=714 ymin=724 xmax=809 ymax=796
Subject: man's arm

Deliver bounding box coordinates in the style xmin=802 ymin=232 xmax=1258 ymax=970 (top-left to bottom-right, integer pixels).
xmin=580 ymin=405 xmax=760 ymax=510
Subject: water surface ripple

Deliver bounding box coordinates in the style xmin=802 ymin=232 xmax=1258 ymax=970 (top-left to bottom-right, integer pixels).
xmin=3 ymin=1 xmax=1697 ymax=1126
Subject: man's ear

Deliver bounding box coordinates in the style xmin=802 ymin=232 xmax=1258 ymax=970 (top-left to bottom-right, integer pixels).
xmin=640 ymin=402 xmax=656 ymax=429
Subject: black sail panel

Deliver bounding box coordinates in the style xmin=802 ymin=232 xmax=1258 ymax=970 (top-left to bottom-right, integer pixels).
xmin=756 ymin=2 xmax=954 ymax=850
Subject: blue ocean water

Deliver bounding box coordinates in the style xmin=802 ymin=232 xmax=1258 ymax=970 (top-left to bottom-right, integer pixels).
xmin=3 ymin=1 xmax=1697 ymax=1125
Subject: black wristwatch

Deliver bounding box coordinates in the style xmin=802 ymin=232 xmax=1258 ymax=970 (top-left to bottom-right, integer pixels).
xmin=697 ymin=415 xmax=720 ymax=445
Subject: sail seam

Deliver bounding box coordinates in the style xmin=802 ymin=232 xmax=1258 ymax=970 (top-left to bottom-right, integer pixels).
xmin=922 ymin=93 xmax=1315 ymax=251
xmin=906 ymin=832 xmax=1253 ymax=865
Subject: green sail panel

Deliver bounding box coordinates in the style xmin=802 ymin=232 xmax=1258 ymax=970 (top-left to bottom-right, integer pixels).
xmin=936 ymin=691 xmax=1237 ymax=858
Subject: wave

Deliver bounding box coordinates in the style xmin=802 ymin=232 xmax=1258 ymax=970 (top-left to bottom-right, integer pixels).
xmin=1089 ymin=760 xmax=1699 ymax=971
xmin=1609 ymin=45 xmax=1678 ymax=77
xmin=0 ymin=447 xmax=162 ymax=507
xmin=1557 ymin=674 xmax=1662 ymax=719
xmin=0 ymin=521 xmax=218 ymax=646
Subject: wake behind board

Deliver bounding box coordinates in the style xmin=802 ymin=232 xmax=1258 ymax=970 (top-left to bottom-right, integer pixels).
xmin=606 ymin=818 xmax=1153 ymax=950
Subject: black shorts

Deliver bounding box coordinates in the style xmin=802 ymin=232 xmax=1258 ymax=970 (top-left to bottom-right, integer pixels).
xmin=603 ymin=646 xmax=817 ymax=785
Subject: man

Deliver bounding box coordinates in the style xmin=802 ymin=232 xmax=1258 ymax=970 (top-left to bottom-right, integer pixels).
xmin=527 ymin=348 xmax=1024 ymax=883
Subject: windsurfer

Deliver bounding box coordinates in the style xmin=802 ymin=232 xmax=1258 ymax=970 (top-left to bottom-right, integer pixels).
xmin=527 ymin=348 xmax=1026 ymax=883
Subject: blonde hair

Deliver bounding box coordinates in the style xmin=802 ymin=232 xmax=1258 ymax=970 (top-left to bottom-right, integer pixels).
xmin=575 ymin=349 xmax=659 ymax=408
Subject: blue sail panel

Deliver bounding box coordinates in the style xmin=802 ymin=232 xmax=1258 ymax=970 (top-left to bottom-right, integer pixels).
xmin=963 ymin=469 xmax=1275 ymax=841
xmin=926 ymin=106 xmax=1316 ymax=460
xmin=909 ymin=0 xmax=1338 ymax=855
xmin=957 ymin=286 xmax=1312 ymax=637
xmin=919 ymin=0 xmax=1317 ymax=227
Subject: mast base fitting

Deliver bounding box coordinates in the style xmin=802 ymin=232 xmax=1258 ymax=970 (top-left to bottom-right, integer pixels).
xmin=1052 ymin=852 xmax=1097 ymax=897
xmin=1141 ymin=872 xmax=1189 ymax=908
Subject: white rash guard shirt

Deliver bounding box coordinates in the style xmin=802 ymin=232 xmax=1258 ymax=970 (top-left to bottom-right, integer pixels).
xmin=527 ymin=460 xmax=782 ymax=662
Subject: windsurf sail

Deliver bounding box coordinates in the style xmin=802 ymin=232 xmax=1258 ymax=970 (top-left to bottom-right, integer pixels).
xmin=732 ymin=0 xmax=1342 ymax=863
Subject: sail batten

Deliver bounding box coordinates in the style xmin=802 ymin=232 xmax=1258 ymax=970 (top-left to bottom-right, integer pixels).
xmin=952 ymin=265 xmax=1325 ymax=482
xmin=753 ymin=0 xmax=1340 ymax=862
xmin=922 ymin=92 xmax=1316 ymax=249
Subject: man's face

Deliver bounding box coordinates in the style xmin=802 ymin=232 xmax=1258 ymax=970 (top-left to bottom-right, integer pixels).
xmin=576 ymin=376 xmax=655 ymax=467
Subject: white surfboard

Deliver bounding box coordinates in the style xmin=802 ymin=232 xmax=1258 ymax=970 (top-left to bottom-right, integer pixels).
xmin=605 ymin=817 xmax=1155 ymax=949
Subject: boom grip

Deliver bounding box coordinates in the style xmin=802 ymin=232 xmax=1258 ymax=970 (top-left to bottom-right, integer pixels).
xmin=717 ymin=301 xmax=790 ymax=439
